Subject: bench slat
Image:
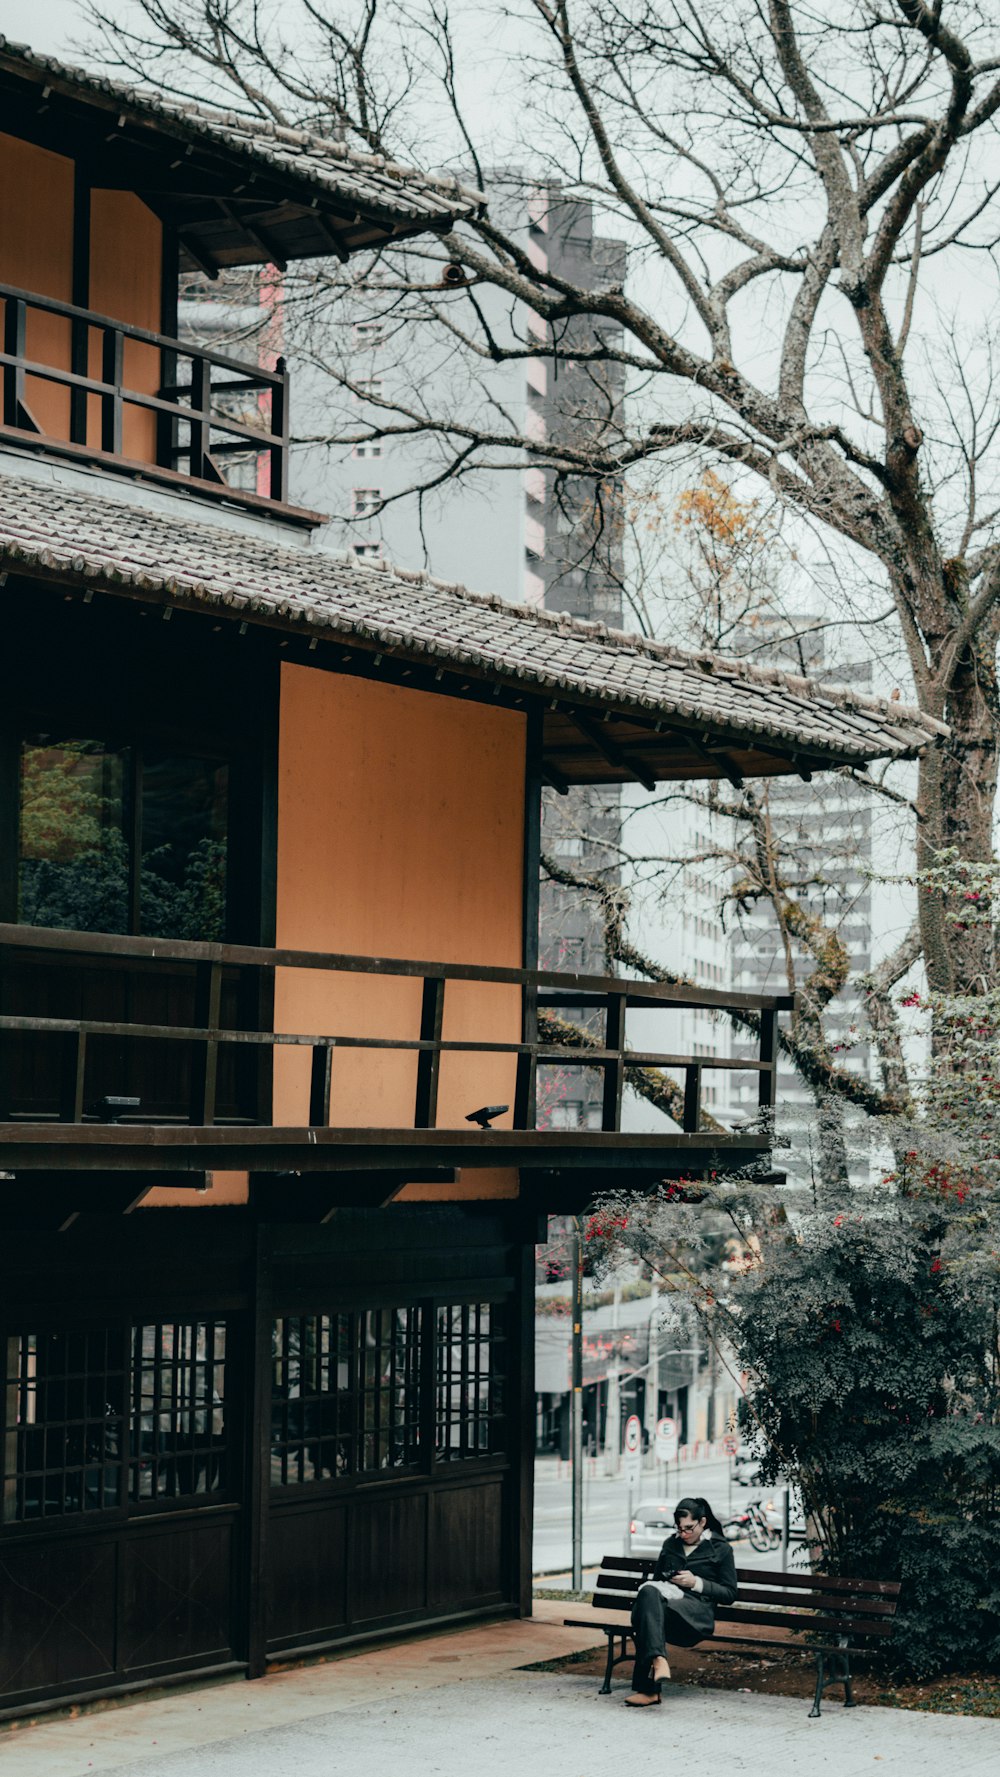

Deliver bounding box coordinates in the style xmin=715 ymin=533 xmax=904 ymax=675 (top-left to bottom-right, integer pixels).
xmin=725 ymin=1586 xmax=897 ymax=1617
xmin=715 ymin=1606 xmax=893 ymax=1637
xmin=734 ymin=1567 xmax=901 ymax=1598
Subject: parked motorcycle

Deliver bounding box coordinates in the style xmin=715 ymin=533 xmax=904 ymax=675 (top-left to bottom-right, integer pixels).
xmin=723 ymin=1498 xmax=780 ymax=1550
xmin=724 ymin=1491 xmax=804 ymax=1551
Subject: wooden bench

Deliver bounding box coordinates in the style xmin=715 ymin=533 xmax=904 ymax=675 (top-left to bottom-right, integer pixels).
xmin=564 ymin=1554 xmax=901 ymax=1717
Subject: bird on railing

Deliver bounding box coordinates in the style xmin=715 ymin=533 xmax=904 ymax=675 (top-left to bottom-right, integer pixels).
xmin=465 ymin=1105 xmax=509 ymax=1129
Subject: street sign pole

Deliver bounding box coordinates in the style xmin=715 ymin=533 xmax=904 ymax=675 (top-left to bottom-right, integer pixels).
xmin=623 ymin=1413 xmax=642 ymax=1550
xmin=570 ymin=1217 xmax=584 ymax=1593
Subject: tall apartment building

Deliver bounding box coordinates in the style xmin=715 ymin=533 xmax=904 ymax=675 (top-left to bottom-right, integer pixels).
xmin=728 ymin=623 xmax=875 ymax=1182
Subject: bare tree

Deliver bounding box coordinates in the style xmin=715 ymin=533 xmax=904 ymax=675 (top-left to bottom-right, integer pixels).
xmin=84 ymin=3 xmax=1000 ymax=1184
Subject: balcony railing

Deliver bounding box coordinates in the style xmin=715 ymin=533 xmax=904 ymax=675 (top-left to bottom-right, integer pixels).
xmin=0 ymin=923 xmax=792 ymax=1181
xmin=0 ymin=282 xmax=300 ymax=518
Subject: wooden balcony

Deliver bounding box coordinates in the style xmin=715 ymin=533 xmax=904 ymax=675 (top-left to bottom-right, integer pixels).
xmin=0 ymin=282 xmax=320 ymax=526
xmin=0 ymin=923 xmax=791 ymax=1212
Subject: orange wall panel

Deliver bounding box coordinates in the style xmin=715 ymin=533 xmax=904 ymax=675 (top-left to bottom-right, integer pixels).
xmin=0 ymin=133 xmax=74 ymax=439
xmin=89 ymin=190 xmax=163 ymax=463
xmin=274 ymin=667 xmax=526 ymax=1194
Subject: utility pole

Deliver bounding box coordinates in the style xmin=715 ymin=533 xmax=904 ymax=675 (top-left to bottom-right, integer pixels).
xmin=571 ymin=1215 xmax=584 ymax=1592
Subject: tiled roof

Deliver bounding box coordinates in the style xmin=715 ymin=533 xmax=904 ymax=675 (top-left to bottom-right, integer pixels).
xmin=0 ymin=37 xmax=483 ymax=233
xmin=0 ymin=472 xmax=946 ymax=767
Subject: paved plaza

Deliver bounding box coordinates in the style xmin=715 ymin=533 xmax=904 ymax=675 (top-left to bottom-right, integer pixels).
xmin=3 ymin=1605 xmax=998 ymax=1777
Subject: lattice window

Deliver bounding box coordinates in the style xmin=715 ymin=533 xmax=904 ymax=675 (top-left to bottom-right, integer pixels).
xmin=270 ymin=1306 xmax=423 ymax=1485
xmin=434 ymin=1302 xmax=506 ymax=1462
xmin=359 ymin=1306 xmax=423 ymax=1473
xmin=270 ymin=1313 xmax=354 ymax=1485
xmin=129 ymin=1321 xmax=228 ymax=1502
xmin=3 ymin=1329 xmax=126 ymax=1522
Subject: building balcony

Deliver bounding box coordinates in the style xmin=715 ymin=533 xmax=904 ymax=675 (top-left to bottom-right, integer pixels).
xmin=0 ymin=282 xmax=319 ymax=526
xmin=0 ymin=923 xmax=791 ymax=1214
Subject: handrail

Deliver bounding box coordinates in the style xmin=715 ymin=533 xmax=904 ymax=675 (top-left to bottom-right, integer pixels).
xmin=0 ymin=280 xmax=288 ymax=503
xmin=0 ymin=923 xmax=794 ymax=1013
xmin=0 ymin=922 xmax=787 ymax=1140
xmin=0 ymin=281 xmax=285 ymax=381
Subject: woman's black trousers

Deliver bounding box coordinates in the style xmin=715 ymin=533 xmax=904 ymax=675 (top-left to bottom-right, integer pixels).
xmin=630 ymin=1586 xmax=703 ymax=1694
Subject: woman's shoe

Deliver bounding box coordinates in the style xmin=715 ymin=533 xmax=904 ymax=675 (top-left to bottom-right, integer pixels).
xmin=651 ymin=1656 xmax=671 ymax=1682
xmin=624 ymin=1692 xmax=661 ymax=1707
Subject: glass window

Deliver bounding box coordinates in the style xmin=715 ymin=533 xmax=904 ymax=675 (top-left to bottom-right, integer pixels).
xmin=17 ymin=739 xmax=228 ymax=941
xmin=3 ymin=1328 xmax=126 ymax=1522
xmin=270 ymin=1305 xmax=423 ymax=1485
xmin=140 ymin=753 xmax=228 ymax=941
xmin=270 ymin=1313 xmax=354 ymax=1485
xmin=18 ymin=738 xmax=129 ymax=933
xmin=359 ymin=1306 xmax=422 ymax=1473
xmin=129 ymin=1321 xmax=228 ymax=1502
xmin=435 ymin=1302 xmax=505 ymax=1461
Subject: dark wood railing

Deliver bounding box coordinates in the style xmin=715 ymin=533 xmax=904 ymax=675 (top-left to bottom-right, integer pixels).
xmin=0 ymin=281 xmax=289 ymax=506
xmin=0 ymin=924 xmax=791 ymax=1140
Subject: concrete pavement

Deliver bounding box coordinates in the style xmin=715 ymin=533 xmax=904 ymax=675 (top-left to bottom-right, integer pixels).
xmin=3 ymin=1603 xmax=998 ymax=1777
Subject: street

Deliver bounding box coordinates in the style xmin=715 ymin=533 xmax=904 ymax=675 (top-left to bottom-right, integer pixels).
xmin=532 ymin=1453 xmax=789 ymax=1574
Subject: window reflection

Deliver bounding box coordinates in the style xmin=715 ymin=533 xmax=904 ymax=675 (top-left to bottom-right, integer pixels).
xmin=17 ymin=738 xmax=229 ymax=941
xmin=18 ymin=738 xmax=129 ymax=933
xmin=141 ymin=753 xmax=228 ymax=941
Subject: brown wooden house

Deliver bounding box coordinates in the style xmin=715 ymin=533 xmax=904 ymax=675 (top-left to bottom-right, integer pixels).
xmin=0 ymin=38 xmax=945 ymax=1718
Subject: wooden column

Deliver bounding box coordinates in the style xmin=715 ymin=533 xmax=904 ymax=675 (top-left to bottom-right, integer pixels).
xmin=244 ymin=1220 xmax=273 ymax=1678
xmin=515 ymin=704 xmax=543 ymax=1129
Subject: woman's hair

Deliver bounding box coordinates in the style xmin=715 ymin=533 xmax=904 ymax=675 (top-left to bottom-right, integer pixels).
xmin=674 ymin=1495 xmax=726 ymax=1537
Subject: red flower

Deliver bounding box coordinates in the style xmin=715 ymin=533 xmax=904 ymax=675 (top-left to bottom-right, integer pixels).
xmin=930 ymin=1257 xmax=942 ymax=1274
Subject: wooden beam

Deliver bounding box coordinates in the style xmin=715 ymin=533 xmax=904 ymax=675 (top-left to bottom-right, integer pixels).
xmin=541 ymin=759 xmax=570 ymax=795
xmin=572 ymin=712 xmax=657 ymax=792
xmin=217 ymin=199 xmax=288 ymax=271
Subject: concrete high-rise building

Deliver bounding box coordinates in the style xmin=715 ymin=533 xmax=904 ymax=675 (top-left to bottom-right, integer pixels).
xmin=728 ymin=623 xmax=874 ymax=1183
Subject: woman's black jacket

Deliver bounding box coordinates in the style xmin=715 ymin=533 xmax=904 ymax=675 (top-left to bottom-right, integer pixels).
xmin=650 ymin=1531 xmax=738 ymax=1638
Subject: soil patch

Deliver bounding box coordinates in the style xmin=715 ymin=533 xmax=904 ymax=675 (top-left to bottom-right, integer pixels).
xmin=521 ymin=1641 xmax=1000 ymax=1719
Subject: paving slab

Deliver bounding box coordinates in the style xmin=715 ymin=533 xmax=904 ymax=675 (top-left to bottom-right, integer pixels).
xmin=78 ymin=1675 xmax=1000 ymax=1777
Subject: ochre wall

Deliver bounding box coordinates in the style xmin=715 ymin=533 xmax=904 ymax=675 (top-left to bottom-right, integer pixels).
xmin=0 ymin=133 xmax=74 ymax=438
xmin=274 ymin=665 xmax=526 ymax=1200
xmin=89 ymin=189 xmax=162 ymax=463
xmin=0 ymin=135 xmax=163 ymax=463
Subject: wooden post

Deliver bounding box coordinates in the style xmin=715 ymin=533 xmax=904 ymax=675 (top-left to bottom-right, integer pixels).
xmin=309 ymin=1042 xmax=333 ymax=1127
xmin=602 ymin=992 xmax=627 ymax=1131
xmin=270 ymin=357 xmax=289 ymax=503
xmin=189 ymin=960 xmax=222 ymax=1126
xmin=758 ymin=1008 xmax=778 ymax=1111
xmin=413 ymin=976 xmax=445 ymax=1128
xmin=59 ymin=1028 xmax=88 ymax=1124
xmin=101 ymin=326 xmax=124 ymax=455
xmin=3 ymin=297 xmax=33 ymax=430
xmin=683 ymin=1062 xmax=702 ymax=1133
xmin=244 ymin=1222 xmax=273 ymax=1678
xmin=189 ymin=352 xmax=210 ymax=480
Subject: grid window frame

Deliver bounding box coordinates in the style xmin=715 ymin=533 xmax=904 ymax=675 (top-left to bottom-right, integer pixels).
xmin=3 ymin=1326 xmax=127 ymax=1524
xmin=270 ymin=1294 xmax=508 ymax=1491
xmin=129 ymin=1319 xmax=229 ymax=1505
xmin=2 ymin=1315 xmax=233 ymax=1526
xmin=434 ymin=1300 xmax=506 ymax=1464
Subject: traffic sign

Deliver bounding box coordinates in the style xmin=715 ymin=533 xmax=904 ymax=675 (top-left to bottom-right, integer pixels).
xmin=723 ymin=1432 xmax=739 ymax=1457
xmin=623 ymin=1413 xmax=642 ymax=1485
xmin=655 ymin=1415 xmax=679 ymax=1463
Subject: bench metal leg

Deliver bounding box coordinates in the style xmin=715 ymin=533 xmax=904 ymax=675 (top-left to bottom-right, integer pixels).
xmin=809 ymin=1640 xmax=855 ymax=1718
xmin=809 ymin=1654 xmax=825 ymax=1718
xmin=600 ymin=1634 xmax=616 ymax=1695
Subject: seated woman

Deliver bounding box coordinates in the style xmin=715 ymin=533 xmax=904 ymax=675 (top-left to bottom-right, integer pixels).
xmin=625 ymin=1495 xmax=737 ymax=1707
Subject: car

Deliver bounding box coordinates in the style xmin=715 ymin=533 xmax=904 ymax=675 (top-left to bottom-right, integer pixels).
xmin=625 ymin=1497 xmax=677 ymax=1556
xmin=731 ymin=1444 xmax=763 ymax=1486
